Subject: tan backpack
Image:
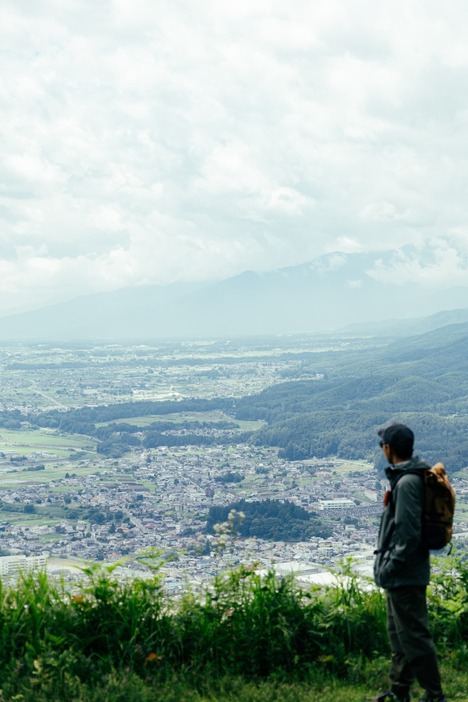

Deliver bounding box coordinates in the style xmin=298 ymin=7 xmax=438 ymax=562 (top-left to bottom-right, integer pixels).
xmin=421 ymin=462 xmax=456 ymax=551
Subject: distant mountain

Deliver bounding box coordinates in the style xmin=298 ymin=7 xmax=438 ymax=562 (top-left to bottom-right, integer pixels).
xmin=380 ymin=321 xmax=468 ymax=373
xmin=0 ymin=251 xmax=467 ymax=340
xmin=340 ymin=307 xmax=468 ymax=337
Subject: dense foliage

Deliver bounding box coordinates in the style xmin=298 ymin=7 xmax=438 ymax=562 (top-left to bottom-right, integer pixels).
xmin=0 ymin=556 xmax=466 ymax=700
xmin=31 ymin=398 xmax=235 ymax=425
xmin=235 ymin=324 xmax=468 ymax=470
xmin=206 ymin=499 xmax=333 ymax=541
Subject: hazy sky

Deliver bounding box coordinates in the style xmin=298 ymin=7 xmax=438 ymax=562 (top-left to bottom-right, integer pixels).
xmin=2 ymin=0 xmax=468 ymax=315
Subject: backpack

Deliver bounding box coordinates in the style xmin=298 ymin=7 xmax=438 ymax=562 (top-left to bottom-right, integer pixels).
xmin=392 ymin=462 xmax=456 ymax=551
xmin=420 ymin=462 xmax=456 ymax=551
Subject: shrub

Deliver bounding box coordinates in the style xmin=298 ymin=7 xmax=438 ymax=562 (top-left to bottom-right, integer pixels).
xmin=0 ymin=554 xmax=466 ymax=695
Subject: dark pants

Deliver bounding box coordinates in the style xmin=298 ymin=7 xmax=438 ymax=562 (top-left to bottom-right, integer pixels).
xmin=386 ymin=586 xmax=443 ymax=699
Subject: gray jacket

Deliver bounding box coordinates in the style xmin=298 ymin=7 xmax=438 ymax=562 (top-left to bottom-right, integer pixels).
xmin=374 ymin=457 xmax=430 ymax=590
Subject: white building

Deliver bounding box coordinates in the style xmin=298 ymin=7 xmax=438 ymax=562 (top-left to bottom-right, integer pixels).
xmin=0 ymin=554 xmax=48 ymax=576
xmin=317 ymin=498 xmax=355 ymax=510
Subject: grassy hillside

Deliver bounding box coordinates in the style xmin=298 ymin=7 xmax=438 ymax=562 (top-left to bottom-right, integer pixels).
xmin=236 ymin=322 xmax=468 ymax=469
xmin=0 ymin=555 xmax=467 ymax=700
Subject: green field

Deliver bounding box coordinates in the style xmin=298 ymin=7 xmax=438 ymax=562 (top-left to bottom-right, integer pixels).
xmin=0 ymin=462 xmax=108 ymax=488
xmin=0 ymin=427 xmax=95 ymax=456
xmin=0 ymin=426 xmax=101 ymax=488
xmin=96 ymin=410 xmax=264 ymax=431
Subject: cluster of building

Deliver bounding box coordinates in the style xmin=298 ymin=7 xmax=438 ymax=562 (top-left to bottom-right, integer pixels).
xmin=1 ymin=442 xmax=466 ymax=592
xmin=1 ymin=339 xmax=466 ymax=596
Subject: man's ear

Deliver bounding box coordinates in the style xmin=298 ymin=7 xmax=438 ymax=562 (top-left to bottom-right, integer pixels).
xmin=383 ymin=443 xmax=394 ymax=463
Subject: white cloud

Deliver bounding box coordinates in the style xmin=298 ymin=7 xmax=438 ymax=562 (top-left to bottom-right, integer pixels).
xmin=335 ymin=237 xmax=362 ymax=253
xmin=195 ymin=141 xmax=268 ymax=196
xmin=1 ymin=0 xmax=468 ymax=313
xmin=264 ymin=187 xmax=312 ymax=215
xmin=361 ymin=202 xmax=401 ymax=222
xmin=7 ymin=153 xmax=65 ymax=187
xmin=90 ymin=205 xmax=125 ymax=233
xmin=346 ymin=279 xmax=363 ymax=289
xmin=367 ymin=237 xmax=468 ymax=287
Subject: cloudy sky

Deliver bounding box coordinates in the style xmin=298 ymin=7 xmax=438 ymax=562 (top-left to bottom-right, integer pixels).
xmin=1 ymin=0 xmax=468 ymax=315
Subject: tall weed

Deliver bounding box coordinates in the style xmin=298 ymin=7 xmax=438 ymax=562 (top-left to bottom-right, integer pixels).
xmin=0 ymin=555 xmax=466 ymax=694
xmin=317 ymin=560 xmax=387 ymax=673
xmin=428 ymin=551 xmax=468 ymax=651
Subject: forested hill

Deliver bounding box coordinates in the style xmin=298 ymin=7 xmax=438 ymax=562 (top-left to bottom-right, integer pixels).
xmin=235 ymin=322 xmax=468 ymax=471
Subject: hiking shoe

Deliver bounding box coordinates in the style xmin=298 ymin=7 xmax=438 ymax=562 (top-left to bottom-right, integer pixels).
xmin=369 ymin=690 xmax=410 ymax=702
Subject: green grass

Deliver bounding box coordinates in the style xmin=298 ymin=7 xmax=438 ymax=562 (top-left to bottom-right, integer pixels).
xmin=3 ymin=667 xmax=468 ymax=701
xmin=0 ymin=427 xmax=95 ymax=454
xmin=95 ymin=411 xmax=264 ymax=431
xmin=0 ymin=555 xmax=467 ymax=700
xmin=116 ymin=667 xmax=468 ymax=701
xmin=0 ymin=461 xmax=103 ymax=488
xmin=0 ymin=427 xmax=97 ymax=487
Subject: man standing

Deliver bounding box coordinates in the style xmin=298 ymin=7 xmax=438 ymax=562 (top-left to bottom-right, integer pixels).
xmin=372 ymin=423 xmax=446 ymax=702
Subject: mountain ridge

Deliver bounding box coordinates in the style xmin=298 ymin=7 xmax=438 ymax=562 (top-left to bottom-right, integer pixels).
xmin=0 ymin=250 xmax=467 ymax=340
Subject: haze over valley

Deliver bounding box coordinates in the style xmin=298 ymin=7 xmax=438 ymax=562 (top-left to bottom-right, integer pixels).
xmin=1 ymin=249 xmax=468 ymax=340
xmin=1 ymin=313 xmax=467 ymax=586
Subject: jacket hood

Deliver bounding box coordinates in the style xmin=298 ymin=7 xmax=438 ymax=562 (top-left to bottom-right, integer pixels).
xmin=384 ymin=456 xmax=430 ymax=482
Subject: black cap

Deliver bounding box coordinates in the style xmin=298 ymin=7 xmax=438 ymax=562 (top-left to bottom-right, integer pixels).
xmin=378 ymin=423 xmax=414 ymax=457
